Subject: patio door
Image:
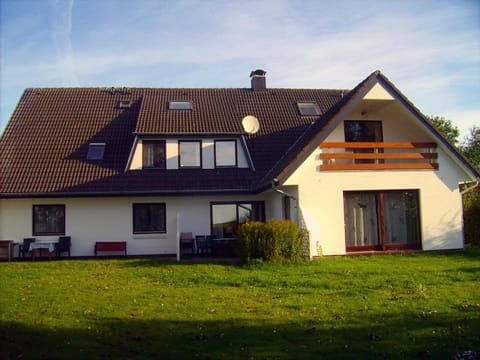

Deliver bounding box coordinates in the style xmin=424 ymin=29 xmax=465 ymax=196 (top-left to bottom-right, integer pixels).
xmin=344 ymin=190 xmax=421 ymax=252
xmin=344 ymin=193 xmax=380 ymax=250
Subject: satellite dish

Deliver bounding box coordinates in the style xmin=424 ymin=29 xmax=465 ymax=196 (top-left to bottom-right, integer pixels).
xmin=242 ymin=115 xmax=260 ymax=134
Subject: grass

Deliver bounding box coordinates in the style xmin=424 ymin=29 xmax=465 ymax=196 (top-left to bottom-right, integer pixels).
xmin=1 ymin=248 xmax=479 ymax=359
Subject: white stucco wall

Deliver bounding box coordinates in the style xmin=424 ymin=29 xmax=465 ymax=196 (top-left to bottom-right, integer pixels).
xmin=0 ymin=193 xmax=272 ymax=257
xmin=284 ymin=106 xmax=471 ymax=256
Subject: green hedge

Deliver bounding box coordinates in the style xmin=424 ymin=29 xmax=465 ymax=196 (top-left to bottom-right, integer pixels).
xmin=463 ymin=187 xmax=480 ymax=245
xmin=236 ymin=219 xmax=305 ymax=262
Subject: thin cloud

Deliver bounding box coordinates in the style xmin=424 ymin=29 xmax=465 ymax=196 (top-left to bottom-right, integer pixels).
xmin=1 ymin=0 xmax=478 ymax=137
xmin=51 ymin=0 xmax=77 ymax=85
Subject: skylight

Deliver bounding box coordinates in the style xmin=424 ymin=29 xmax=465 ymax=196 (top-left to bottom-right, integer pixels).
xmin=168 ymin=101 xmax=193 ymax=110
xmin=297 ymin=102 xmax=321 ymax=116
xmin=86 ymin=143 xmax=106 ymax=160
xmin=118 ymin=100 xmax=131 ymax=109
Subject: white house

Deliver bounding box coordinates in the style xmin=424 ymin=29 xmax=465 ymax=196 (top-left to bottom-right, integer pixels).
xmin=0 ymin=70 xmax=478 ymax=258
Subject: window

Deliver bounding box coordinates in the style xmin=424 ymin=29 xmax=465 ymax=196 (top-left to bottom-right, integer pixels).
xmin=297 ymin=102 xmax=321 ymax=116
xmin=133 ymin=203 xmax=166 ymax=233
xmin=33 ymin=205 xmax=65 ymax=236
xmin=86 ymin=143 xmax=105 ymax=160
xmin=344 ymin=190 xmax=420 ymax=252
xmin=118 ymin=100 xmax=131 ymax=109
xmin=143 ymin=141 xmax=166 ymax=169
xmin=179 ymin=141 xmax=201 ymax=168
xmin=344 ymin=121 xmax=383 ymax=164
xmin=344 ymin=120 xmax=383 ymax=142
xmin=168 ymin=101 xmax=192 ymax=110
xmin=211 ymin=202 xmax=265 ymax=238
xmin=215 ymin=140 xmax=237 ymax=167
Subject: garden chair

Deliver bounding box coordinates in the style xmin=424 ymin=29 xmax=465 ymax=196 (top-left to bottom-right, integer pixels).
xmin=55 ymin=236 xmax=71 ymax=257
xmin=180 ymin=232 xmax=194 ymax=257
xmin=195 ymin=235 xmax=207 ymax=256
xmin=19 ymin=238 xmax=35 ymax=258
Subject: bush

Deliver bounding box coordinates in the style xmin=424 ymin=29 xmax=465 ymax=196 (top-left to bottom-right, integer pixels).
xmin=463 ymin=187 xmax=480 ymax=245
xmin=236 ymin=219 xmax=304 ymax=262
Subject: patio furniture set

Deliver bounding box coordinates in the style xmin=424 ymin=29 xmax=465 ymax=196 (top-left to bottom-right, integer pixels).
xmin=180 ymin=233 xmax=238 ymax=258
xmin=0 ymin=236 xmax=71 ymax=261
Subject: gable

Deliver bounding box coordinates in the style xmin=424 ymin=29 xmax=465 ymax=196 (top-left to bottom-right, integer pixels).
xmin=273 ymin=71 xmax=480 ymax=185
xmin=363 ymin=82 xmax=395 ymax=100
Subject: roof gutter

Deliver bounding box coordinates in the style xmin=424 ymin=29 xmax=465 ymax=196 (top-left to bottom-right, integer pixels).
xmin=460 ymin=179 xmax=480 ymax=195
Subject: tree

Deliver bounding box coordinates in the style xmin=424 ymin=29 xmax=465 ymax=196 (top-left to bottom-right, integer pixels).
xmin=461 ymin=126 xmax=480 ymax=169
xmin=427 ymin=115 xmax=460 ymax=145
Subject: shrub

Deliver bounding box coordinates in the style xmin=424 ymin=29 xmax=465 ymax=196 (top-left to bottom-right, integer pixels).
xmin=236 ymin=219 xmax=304 ymax=262
xmin=463 ymin=187 xmax=480 ymax=245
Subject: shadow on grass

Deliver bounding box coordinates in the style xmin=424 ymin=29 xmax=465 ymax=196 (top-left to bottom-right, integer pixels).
xmin=1 ymin=310 xmax=479 ymax=360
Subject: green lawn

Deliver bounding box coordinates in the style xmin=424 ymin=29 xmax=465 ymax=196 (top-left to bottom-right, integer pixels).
xmin=1 ymin=248 xmax=479 ymax=360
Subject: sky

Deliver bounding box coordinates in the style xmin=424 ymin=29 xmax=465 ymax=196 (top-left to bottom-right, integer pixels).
xmin=1 ymin=0 xmax=479 ymax=140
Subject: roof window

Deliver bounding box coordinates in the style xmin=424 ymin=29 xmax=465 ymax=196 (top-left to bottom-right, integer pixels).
xmin=118 ymin=100 xmax=131 ymax=109
xmin=86 ymin=143 xmax=106 ymax=160
xmin=297 ymin=102 xmax=321 ymax=116
xmin=168 ymin=101 xmax=192 ymax=110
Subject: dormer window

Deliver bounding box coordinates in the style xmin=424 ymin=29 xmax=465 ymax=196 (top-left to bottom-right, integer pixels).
xmin=297 ymin=102 xmax=321 ymax=116
xmin=168 ymin=101 xmax=192 ymax=110
xmin=86 ymin=143 xmax=105 ymax=160
xmin=179 ymin=140 xmax=201 ymax=168
xmin=143 ymin=140 xmax=166 ymax=169
xmin=215 ymin=140 xmax=237 ymax=167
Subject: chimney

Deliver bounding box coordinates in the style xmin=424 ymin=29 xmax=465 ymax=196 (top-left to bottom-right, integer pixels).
xmin=250 ymin=69 xmax=267 ymax=91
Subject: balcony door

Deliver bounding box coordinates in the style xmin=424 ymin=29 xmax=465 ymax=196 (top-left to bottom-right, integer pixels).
xmin=344 ymin=190 xmax=421 ymax=252
xmin=344 ymin=121 xmax=383 ymax=164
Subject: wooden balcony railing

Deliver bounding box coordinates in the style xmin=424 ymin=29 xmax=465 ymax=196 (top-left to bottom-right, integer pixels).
xmin=319 ymin=142 xmax=438 ymax=171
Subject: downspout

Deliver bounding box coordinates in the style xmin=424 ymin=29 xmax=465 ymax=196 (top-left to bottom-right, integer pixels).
xmin=460 ymin=179 xmax=480 ymax=195
xmin=271 ymin=178 xmax=298 ymax=224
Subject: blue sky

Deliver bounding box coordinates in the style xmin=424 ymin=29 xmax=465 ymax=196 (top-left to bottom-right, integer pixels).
xmin=1 ymin=0 xmax=479 ymax=139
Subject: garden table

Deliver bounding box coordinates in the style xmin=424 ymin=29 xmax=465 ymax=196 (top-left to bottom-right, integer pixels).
xmin=29 ymin=241 xmax=58 ymax=260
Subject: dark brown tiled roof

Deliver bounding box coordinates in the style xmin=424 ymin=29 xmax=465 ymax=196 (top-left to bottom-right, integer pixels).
xmin=0 ymin=85 xmax=345 ymax=196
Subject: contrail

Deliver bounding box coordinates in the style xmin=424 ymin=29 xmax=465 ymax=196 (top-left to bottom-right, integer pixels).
xmin=51 ymin=0 xmax=78 ymax=85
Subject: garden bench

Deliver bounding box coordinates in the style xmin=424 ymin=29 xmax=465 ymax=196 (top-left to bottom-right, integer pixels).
xmin=94 ymin=241 xmax=127 ymax=256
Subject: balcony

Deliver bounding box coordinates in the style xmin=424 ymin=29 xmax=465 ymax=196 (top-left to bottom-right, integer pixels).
xmin=319 ymin=142 xmax=438 ymax=171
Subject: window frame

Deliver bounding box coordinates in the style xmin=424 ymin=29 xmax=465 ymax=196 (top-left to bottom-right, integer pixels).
xmin=178 ymin=140 xmax=202 ymax=168
xmin=142 ymin=140 xmax=166 ymax=169
xmin=133 ymin=203 xmax=167 ymax=234
xmin=86 ymin=143 xmax=106 ymax=161
xmin=214 ymin=140 xmax=237 ymax=168
xmin=168 ymin=101 xmax=193 ymax=110
xmin=344 ymin=120 xmax=383 ymax=142
xmin=344 ymin=120 xmax=383 ymax=164
xmin=344 ymin=190 xmax=421 ymax=252
xmin=297 ymin=102 xmax=321 ymax=116
xmin=210 ymin=201 xmax=265 ymax=239
xmin=32 ymin=204 xmax=66 ymax=236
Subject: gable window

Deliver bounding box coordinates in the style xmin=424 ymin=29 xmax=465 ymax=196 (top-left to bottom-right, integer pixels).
xmin=344 ymin=121 xmax=383 ymax=164
xmin=133 ymin=203 xmax=166 ymax=233
xmin=297 ymin=102 xmax=321 ymax=116
xmin=215 ymin=140 xmax=237 ymax=167
xmin=143 ymin=140 xmax=166 ymax=169
xmin=168 ymin=101 xmax=192 ymax=110
xmin=179 ymin=140 xmax=201 ymax=168
xmin=86 ymin=143 xmax=106 ymax=161
xmin=211 ymin=202 xmax=265 ymax=239
xmin=344 ymin=190 xmax=420 ymax=252
xmin=33 ymin=205 xmax=65 ymax=236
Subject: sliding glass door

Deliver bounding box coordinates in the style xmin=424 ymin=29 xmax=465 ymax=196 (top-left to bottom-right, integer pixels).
xmin=344 ymin=193 xmax=380 ymax=250
xmin=344 ymin=190 xmax=421 ymax=252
